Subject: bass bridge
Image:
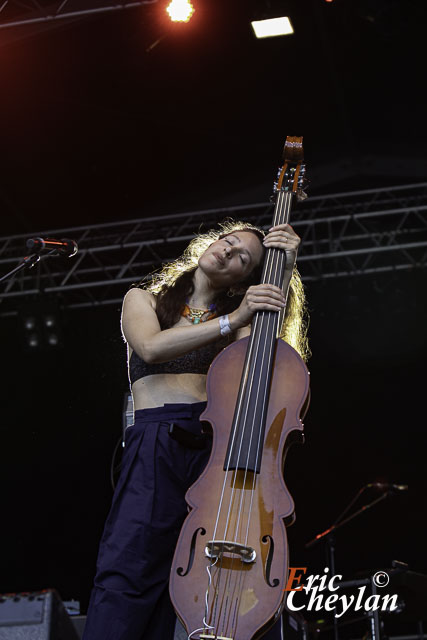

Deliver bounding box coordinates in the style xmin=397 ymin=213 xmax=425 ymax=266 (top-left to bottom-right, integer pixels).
xmin=205 ymin=540 xmax=256 ymax=564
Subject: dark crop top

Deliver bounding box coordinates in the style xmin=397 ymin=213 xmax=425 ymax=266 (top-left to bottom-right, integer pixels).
xmin=129 ymin=337 xmax=230 ymax=385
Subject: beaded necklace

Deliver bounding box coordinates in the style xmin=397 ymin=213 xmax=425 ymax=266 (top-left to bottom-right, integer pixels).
xmin=181 ymin=301 xmax=217 ymax=324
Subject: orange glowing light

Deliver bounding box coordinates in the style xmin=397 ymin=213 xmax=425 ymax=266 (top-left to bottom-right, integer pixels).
xmin=166 ymin=0 xmax=195 ymax=22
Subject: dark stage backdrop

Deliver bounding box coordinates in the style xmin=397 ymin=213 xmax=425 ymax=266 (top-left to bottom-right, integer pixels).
xmin=1 ymin=268 xmax=426 ymax=616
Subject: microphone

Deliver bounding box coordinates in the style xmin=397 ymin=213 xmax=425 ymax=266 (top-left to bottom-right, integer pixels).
xmin=367 ymin=482 xmax=408 ymax=492
xmin=26 ymin=237 xmax=78 ymax=257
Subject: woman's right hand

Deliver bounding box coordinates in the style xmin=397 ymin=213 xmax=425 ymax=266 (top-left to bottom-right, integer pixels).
xmin=229 ymin=284 xmax=286 ymax=330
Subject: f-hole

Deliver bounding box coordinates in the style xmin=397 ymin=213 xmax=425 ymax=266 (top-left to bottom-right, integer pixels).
xmin=262 ymin=534 xmax=280 ymax=587
xmin=177 ymin=527 xmax=206 ymax=577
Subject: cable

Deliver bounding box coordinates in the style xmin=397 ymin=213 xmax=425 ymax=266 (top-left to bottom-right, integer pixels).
xmin=110 ymin=434 xmax=124 ymax=491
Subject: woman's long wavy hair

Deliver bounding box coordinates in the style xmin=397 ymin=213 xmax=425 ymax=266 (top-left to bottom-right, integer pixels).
xmin=136 ymin=220 xmax=310 ymax=361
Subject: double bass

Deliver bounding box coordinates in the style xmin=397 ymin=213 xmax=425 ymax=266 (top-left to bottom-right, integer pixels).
xmin=170 ymin=136 xmax=310 ymax=640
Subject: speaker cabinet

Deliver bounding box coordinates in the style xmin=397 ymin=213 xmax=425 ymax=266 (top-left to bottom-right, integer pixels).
xmin=0 ymin=589 xmax=79 ymax=639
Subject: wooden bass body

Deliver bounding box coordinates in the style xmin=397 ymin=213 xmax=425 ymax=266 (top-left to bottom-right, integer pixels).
xmin=170 ymin=335 xmax=310 ymax=640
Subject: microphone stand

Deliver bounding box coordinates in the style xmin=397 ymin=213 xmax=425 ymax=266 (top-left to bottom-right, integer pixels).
xmin=0 ymin=249 xmax=59 ymax=284
xmin=306 ymin=489 xmax=390 ymax=549
xmin=305 ymin=486 xmax=393 ymax=640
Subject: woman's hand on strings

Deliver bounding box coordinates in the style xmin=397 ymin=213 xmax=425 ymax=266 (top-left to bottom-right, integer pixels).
xmin=262 ymin=223 xmax=300 ymax=269
xmin=229 ymin=224 xmax=301 ymax=330
xmin=230 ymin=284 xmax=286 ymax=330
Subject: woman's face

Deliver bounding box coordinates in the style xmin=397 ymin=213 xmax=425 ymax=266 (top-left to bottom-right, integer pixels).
xmin=198 ymin=230 xmax=264 ymax=289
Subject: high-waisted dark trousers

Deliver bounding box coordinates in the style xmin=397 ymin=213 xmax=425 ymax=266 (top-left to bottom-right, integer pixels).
xmin=83 ymin=402 xmax=283 ymax=640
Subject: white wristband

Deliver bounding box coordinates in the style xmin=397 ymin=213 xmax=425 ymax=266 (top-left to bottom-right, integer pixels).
xmin=219 ymin=314 xmax=232 ymax=336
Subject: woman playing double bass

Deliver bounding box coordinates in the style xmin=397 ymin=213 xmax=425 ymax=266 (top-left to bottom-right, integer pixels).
xmin=82 ymin=219 xmax=309 ymax=640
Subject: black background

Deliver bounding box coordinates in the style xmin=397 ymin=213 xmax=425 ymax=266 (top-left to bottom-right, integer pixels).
xmin=1 ymin=0 xmax=426 ymax=626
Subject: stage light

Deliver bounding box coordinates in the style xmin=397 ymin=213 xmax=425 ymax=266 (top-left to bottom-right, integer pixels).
xmin=44 ymin=315 xmax=56 ymax=328
xmin=251 ymin=16 xmax=294 ymax=39
xmin=47 ymin=334 xmax=59 ymax=346
xmin=166 ymin=0 xmax=194 ymax=23
xmin=28 ymin=333 xmax=40 ymax=348
xmin=21 ymin=302 xmax=63 ymax=350
xmin=24 ymin=316 xmax=36 ymax=330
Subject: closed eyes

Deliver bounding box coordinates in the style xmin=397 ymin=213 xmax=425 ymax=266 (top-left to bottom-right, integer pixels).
xmin=224 ymin=238 xmax=248 ymax=264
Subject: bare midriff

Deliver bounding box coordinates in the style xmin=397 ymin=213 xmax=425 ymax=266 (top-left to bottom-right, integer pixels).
xmin=129 ymin=347 xmax=208 ymax=410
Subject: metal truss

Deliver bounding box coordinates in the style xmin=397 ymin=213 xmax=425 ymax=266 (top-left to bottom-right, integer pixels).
xmin=1 ymin=181 xmax=426 ymax=314
xmin=0 ymin=1 xmax=156 ymax=30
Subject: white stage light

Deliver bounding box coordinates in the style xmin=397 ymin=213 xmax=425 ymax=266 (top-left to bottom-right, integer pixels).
xmin=251 ymin=16 xmax=294 ymax=39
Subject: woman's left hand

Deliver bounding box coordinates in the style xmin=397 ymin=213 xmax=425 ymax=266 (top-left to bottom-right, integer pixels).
xmin=262 ymin=223 xmax=301 ymax=268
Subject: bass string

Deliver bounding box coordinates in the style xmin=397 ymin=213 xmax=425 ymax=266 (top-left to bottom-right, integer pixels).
xmin=230 ymin=189 xmax=290 ymax=545
xmin=206 ymin=323 xmax=272 ymax=633
xmin=202 ymin=190 xmax=292 ymax=636
xmin=201 ymin=219 xmax=278 ymax=634
xmin=237 ymin=186 xmax=287 ymax=516
xmin=210 ymin=189 xmax=289 ymax=539
xmin=215 ymin=185 xmax=288 ymax=508
xmin=223 ymin=191 xmax=290 ymax=640
xmin=209 ymin=225 xmax=280 ymax=543
xmin=243 ymin=191 xmax=291 ymax=552
xmin=210 ymin=308 xmax=261 ymax=542
xmin=204 ymin=270 xmax=270 ymax=632
xmin=228 ymin=189 xmax=288 ymax=549
xmin=219 ymin=190 xmax=285 ymax=542
xmin=220 ymin=190 xmax=291 ymax=639
xmin=209 ymin=191 xmax=290 ymax=637
xmin=222 ymin=189 xmax=288 ymax=541
xmin=202 ymin=311 xmax=266 ymax=633
xmin=221 ymin=187 xmax=290 ymax=484
xmin=200 ymin=273 xmax=267 ymax=635
xmin=217 ymin=192 xmax=288 ymax=638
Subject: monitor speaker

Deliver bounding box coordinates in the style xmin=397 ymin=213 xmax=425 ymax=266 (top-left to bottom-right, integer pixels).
xmin=0 ymin=589 xmax=79 ymax=639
